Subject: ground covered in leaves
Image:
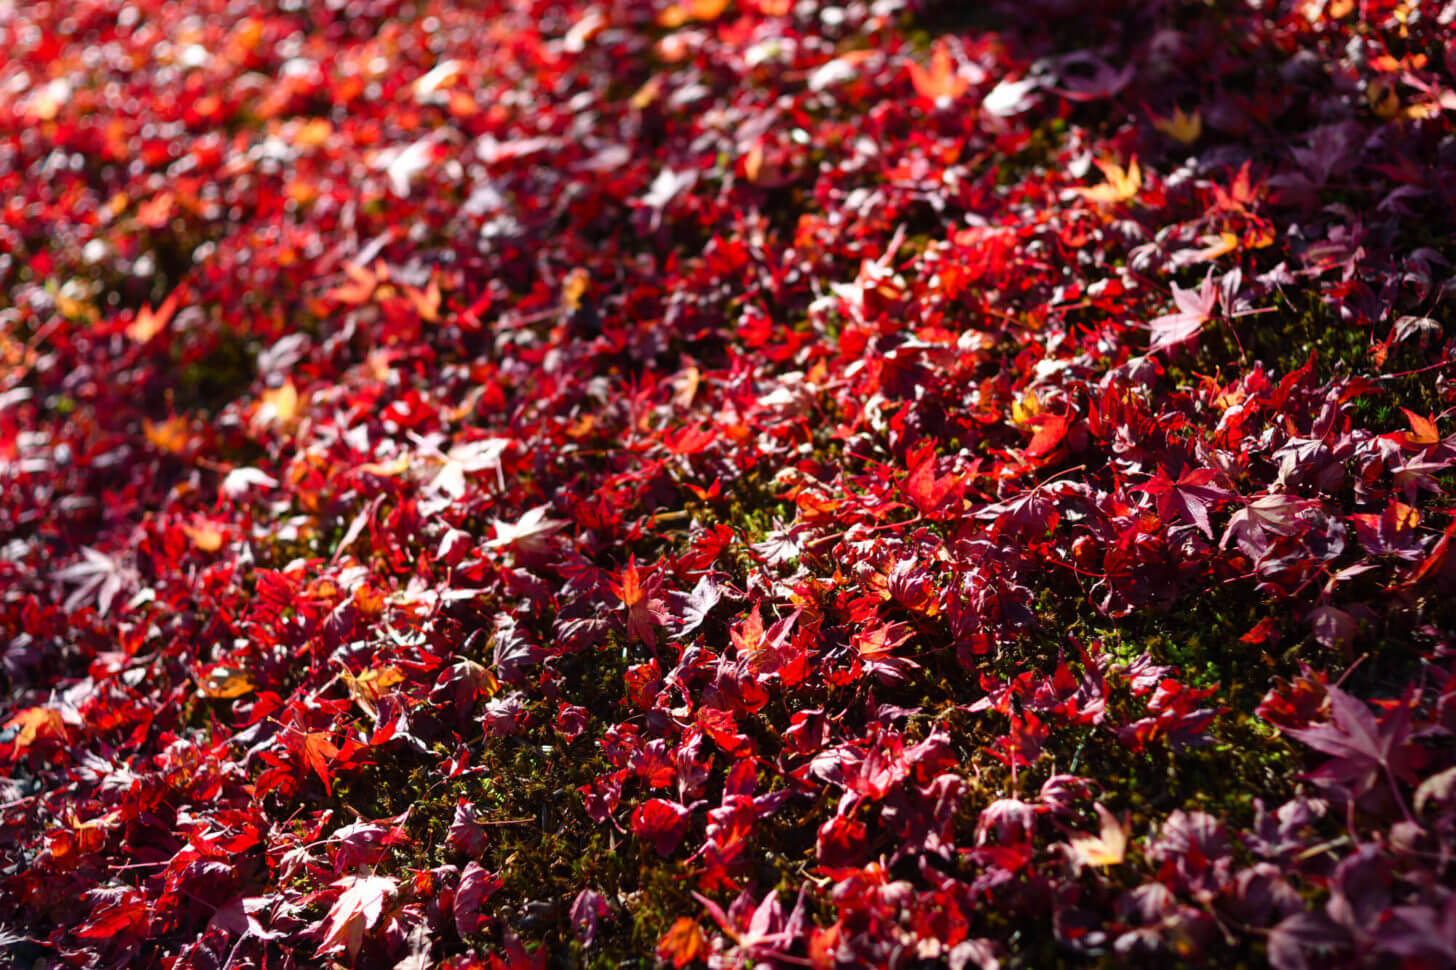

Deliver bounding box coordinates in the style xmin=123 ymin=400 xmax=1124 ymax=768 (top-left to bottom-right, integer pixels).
xmin=2 ymin=0 xmax=1456 ymax=967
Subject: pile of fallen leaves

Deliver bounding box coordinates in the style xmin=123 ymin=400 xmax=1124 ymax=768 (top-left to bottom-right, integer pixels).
xmin=3 ymin=0 xmax=1456 ymax=967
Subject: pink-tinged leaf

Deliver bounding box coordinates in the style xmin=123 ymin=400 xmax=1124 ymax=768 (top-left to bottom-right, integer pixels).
xmin=448 ymin=799 xmax=487 ymax=857
xmin=1148 ymin=269 xmax=1218 ymax=351
xmin=1305 ymin=605 xmax=1356 ymax=651
xmin=671 ymin=574 xmax=723 ymax=635
xmin=1284 ymin=685 xmax=1422 ymax=796
xmin=393 ymin=922 xmax=434 ymax=970
xmin=454 ymin=862 xmax=501 ymax=938
xmin=486 ymin=505 xmax=568 ymax=555
xmin=321 ymin=875 xmax=396 ymax=956
xmin=1267 ymin=911 xmax=1350 ymax=970
xmin=569 ymin=889 xmax=610 ymax=947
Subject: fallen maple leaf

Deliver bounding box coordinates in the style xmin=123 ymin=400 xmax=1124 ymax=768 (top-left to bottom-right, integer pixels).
xmin=632 ymin=798 xmax=690 ymax=856
xmin=143 ymin=415 xmax=193 ymax=455
xmin=1143 ymin=466 xmax=1233 ymax=538
xmin=1024 ymin=411 xmax=1071 ymax=459
xmin=197 ymin=666 xmax=255 ymax=699
xmin=341 ymin=665 xmax=405 ymax=720
xmin=1401 ymin=408 xmax=1441 ymax=446
xmin=1284 ymin=685 xmax=1422 ymax=797
xmin=454 ymin=861 xmax=502 ymax=937
xmin=1150 ymin=105 xmax=1202 ymax=144
xmin=611 ymin=557 xmax=667 ymax=652
xmin=1074 ymin=156 xmax=1140 ymax=206
xmin=657 ymin=917 xmax=709 ymax=968
xmin=253 ymin=379 xmax=302 ymax=431
xmin=320 ymin=875 xmax=396 ymax=956
xmin=125 ymin=290 xmax=179 ymax=342
xmin=300 ymin=730 xmax=341 ymax=795
xmin=656 ymin=0 xmax=730 ymax=27
xmin=1147 ymin=268 xmax=1218 ymax=351
xmin=4 ymin=706 xmax=65 ymax=759
xmin=907 ymin=41 xmax=970 ymax=103
xmin=903 ymin=445 xmax=962 ymax=514
xmin=1067 ymin=803 xmax=1127 ymax=868
xmin=181 ymin=518 xmax=227 ymax=552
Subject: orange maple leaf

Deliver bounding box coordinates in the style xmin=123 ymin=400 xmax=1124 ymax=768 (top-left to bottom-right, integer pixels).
xmin=327 ymin=261 xmax=383 ymax=306
xmin=657 ymin=917 xmax=709 ymax=968
xmin=657 ymin=0 xmax=731 ymax=27
xmin=1402 ymin=408 xmax=1441 ymax=446
xmin=4 ymin=707 xmax=65 ymax=758
xmin=610 ymin=557 xmax=666 ymax=651
xmin=126 ymin=290 xmax=179 ymax=342
xmin=907 ymin=41 xmax=970 ymax=103
xmin=301 ymin=730 xmax=341 ymax=795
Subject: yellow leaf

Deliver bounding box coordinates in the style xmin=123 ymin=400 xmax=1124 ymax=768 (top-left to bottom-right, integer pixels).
xmin=631 ymin=76 xmax=663 ymax=110
xmin=1151 ymin=106 xmax=1202 ymax=145
xmin=293 ymin=118 xmax=333 ymax=149
xmin=1068 ymin=803 xmax=1127 ymax=868
xmin=1075 ymin=157 xmax=1141 ymax=206
xmin=1393 ymin=502 xmax=1420 ymax=531
xmin=1368 ymin=79 xmax=1401 ymax=120
xmin=562 ymin=267 xmax=591 ymax=312
xmin=657 ymin=0 xmax=730 ymax=27
xmin=56 ymin=280 xmax=99 ymax=323
xmin=286 ymin=179 xmax=320 ymax=206
xmin=5 ymin=707 xmax=64 ymax=753
xmin=743 ymin=141 xmax=765 ymax=183
xmin=182 ymin=519 xmax=226 ymax=552
xmin=341 ymin=665 xmax=405 ymax=719
xmin=355 ymin=454 xmax=412 ymax=477
xmin=566 ymin=414 xmax=596 ymax=439
xmin=1192 ymin=232 xmax=1239 ymax=262
xmin=1010 ymin=389 xmax=1042 ymax=427
xmin=402 ymin=274 xmax=442 ymax=323
xmin=327 ymin=261 xmax=381 ymax=306
xmin=256 ymin=380 xmax=302 ymax=430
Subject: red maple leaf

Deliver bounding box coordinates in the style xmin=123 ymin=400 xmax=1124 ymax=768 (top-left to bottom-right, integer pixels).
xmin=1143 ymin=466 xmax=1233 ymax=538
xmin=610 ymin=556 xmax=668 ymax=653
xmin=903 ymin=444 xmax=963 ymax=515
xmin=631 ymin=798 xmax=690 ymax=856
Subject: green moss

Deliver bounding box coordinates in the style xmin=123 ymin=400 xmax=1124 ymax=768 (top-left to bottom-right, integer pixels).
xmin=171 ymin=328 xmax=257 ymax=416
